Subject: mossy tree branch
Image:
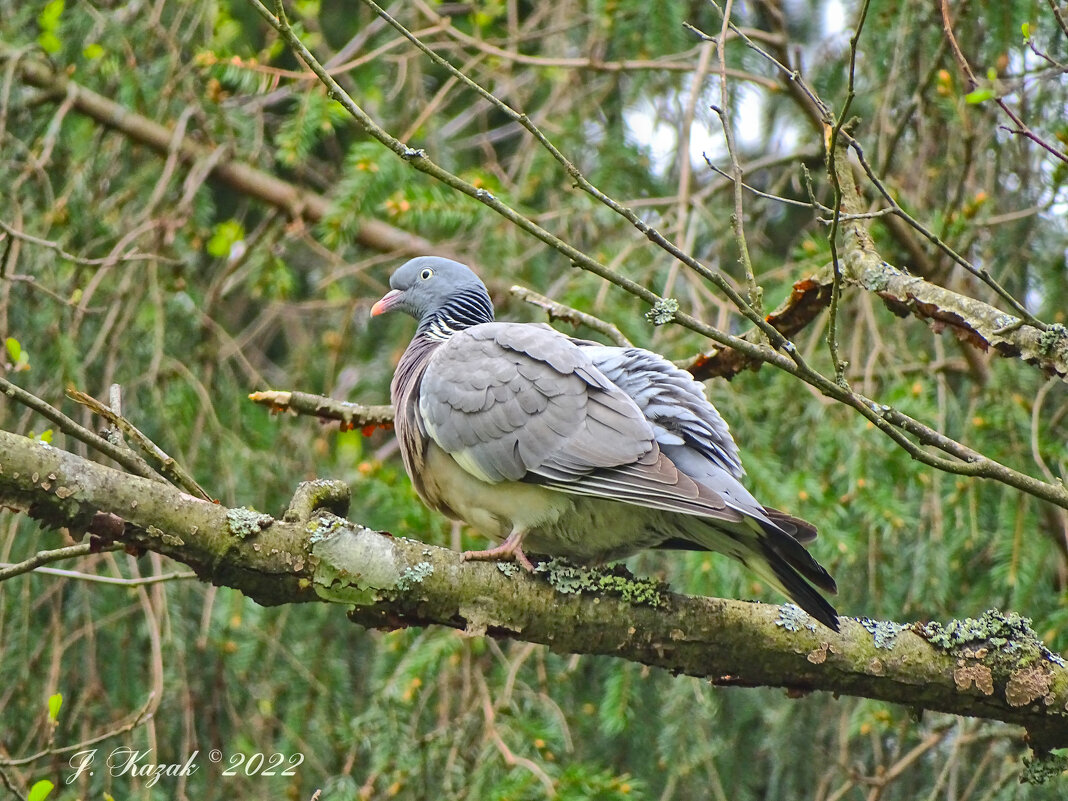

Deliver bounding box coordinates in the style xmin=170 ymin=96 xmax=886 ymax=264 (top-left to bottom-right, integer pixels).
xmin=2 ymin=429 xmax=1066 ymax=755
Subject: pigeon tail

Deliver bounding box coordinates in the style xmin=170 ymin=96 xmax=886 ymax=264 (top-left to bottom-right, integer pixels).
xmin=754 ymin=535 xmax=840 ymax=631
xmin=658 ymin=516 xmax=839 ymax=631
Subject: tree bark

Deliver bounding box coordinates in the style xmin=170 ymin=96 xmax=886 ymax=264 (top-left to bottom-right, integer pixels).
xmin=2 ymin=429 xmax=1065 ymax=753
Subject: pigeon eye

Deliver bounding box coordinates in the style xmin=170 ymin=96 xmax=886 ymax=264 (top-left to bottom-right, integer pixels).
xmin=420 ymin=268 xmax=434 ymax=280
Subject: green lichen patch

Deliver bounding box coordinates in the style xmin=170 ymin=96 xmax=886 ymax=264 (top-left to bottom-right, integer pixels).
xmin=226 ymin=507 xmax=275 ymax=539
xmin=775 ymin=603 xmax=816 ymax=633
xmin=496 ymin=562 xmax=520 ymax=577
xmin=920 ymin=609 xmax=1066 ymax=669
xmin=535 ymin=559 xmax=667 ymax=607
xmin=858 ymin=618 xmax=906 ymax=649
xmin=1038 ymin=322 xmax=1067 ymax=356
xmin=306 ymin=513 xmax=348 ymax=544
xmin=860 ymin=266 xmax=893 ymax=293
xmin=645 ymin=297 xmax=679 ymax=326
xmin=396 ymin=561 xmax=434 ymax=592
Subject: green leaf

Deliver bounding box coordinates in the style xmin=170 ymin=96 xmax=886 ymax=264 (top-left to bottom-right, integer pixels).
xmin=37 ymin=0 xmax=65 ymax=53
xmin=38 ymin=0 xmax=64 ymax=29
xmin=5 ymin=337 xmax=29 ymax=370
xmin=38 ymin=31 xmax=62 ymax=54
xmin=986 ymin=67 xmax=998 ymax=81
xmin=47 ymin=693 xmax=63 ymax=722
xmin=28 ymin=780 xmax=54 ymax=801
xmin=83 ymin=43 xmax=105 ymax=59
xmin=965 ymin=88 xmax=995 ymax=104
xmin=1021 ymin=22 xmax=1030 ymax=39
xmin=37 ymin=430 xmax=54 ymax=444
xmin=205 ymin=219 xmax=245 ymax=258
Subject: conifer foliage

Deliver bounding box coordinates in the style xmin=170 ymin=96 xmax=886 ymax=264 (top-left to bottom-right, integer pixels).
xmin=1 ymin=1 xmax=1067 ymax=798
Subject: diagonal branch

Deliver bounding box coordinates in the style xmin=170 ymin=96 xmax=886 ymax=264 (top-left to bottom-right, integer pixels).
xmin=2 ymin=429 xmax=1067 ymax=755
xmin=9 ymin=15 xmax=1065 ymax=512
xmin=940 ymin=0 xmax=1068 ymax=167
xmin=246 ymin=1 xmax=1068 ymax=514
xmin=0 ymin=44 xmax=437 ymax=258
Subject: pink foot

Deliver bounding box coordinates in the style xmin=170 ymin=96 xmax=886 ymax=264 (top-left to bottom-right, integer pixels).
xmin=462 ymin=536 xmax=535 ymax=572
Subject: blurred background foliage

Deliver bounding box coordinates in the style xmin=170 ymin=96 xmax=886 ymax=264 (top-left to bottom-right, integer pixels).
xmin=1 ymin=0 xmax=1067 ymax=798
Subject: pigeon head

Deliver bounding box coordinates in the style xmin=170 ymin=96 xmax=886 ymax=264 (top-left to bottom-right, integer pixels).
xmin=371 ymin=257 xmax=494 ymax=337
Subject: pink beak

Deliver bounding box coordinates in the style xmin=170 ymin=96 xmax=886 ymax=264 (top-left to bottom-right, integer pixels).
xmin=370 ymin=288 xmax=402 ymax=317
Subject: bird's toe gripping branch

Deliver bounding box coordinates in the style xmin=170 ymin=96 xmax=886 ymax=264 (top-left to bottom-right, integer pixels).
xmin=462 ymin=529 xmax=536 ymax=572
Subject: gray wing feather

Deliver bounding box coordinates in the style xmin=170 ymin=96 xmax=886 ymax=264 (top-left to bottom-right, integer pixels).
xmin=576 ymin=342 xmax=828 ymax=552
xmin=578 ymin=344 xmax=744 ymax=479
xmin=419 ymin=323 xmax=651 ymax=483
xmin=419 ymin=323 xmax=762 ymax=523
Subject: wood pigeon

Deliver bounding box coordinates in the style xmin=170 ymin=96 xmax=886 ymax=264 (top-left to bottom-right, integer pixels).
xmin=371 ymin=257 xmax=839 ymax=629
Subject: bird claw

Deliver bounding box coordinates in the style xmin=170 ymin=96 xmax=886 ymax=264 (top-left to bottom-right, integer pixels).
xmin=462 ymin=542 xmax=536 ymax=572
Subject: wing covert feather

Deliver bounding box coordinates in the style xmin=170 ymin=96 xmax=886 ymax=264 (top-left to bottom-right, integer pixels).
xmin=418 ymin=323 xmax=653 ymax=483
xmin=578 ymin=343 xmax=745 ymax=478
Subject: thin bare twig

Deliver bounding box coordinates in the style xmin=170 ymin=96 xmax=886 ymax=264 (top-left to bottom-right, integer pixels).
xmin=824 ymin=0 xmax=873 ymax=388
xmin=352 ymin=0 xmax=802 ymax=359
xmin=0 ymin=692 xmax=156 ymax=767
xmin=688 ymin=10 xmax=831 ymax=123
xmin=1047 ymin=0 xmax=1068 ymax=40
xmin=702 ymin=12 xmax=1045 ymax=331
xmin=66 ymin=388 xmax=211 ymax=501
xmin=0 ymin=45 xmax=439 ymax=257
xmin=509 ymin=285 xmax=632 ymax=346
xmin=0 ymin=375 xmax=166 ymax=484
xmin=842 ymin=132 xmax=1045 ymax=328
xmin=940 ymin=0 xmax=1068 ymax=167
xmin=710 ymin=0 xmax=763 ymax=314
xmin=412 ymin=0 xmax=779 ymax=84
xmin=0 ymin=542 xmax=123 ymax=583
xmin=0 ymin=219 xmax=169 ymax=266
xmin=0 ymin=563 xmax=196 ymax=585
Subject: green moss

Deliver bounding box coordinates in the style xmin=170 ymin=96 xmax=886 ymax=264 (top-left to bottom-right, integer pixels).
xmin=921 ymin=609 xmax=1066 ymax=666
xmin=225 ymin=507 xmax=274 ymax=539
xmin=1022 ymin=749 xmax=1068 ymax=785
xmin=536 ymin=559 xmax=667 ymax=607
